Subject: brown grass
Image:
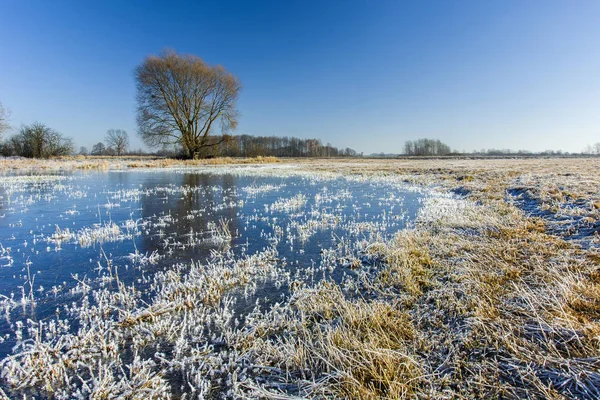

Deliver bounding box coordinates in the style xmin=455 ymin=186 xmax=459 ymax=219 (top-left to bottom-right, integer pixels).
xmin=3 ymin=156 xmax=600 ymax=398
xmin=237 ymin=157 xmax=600 ymax=399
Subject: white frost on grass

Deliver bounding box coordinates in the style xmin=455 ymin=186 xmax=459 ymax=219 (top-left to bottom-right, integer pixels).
xmin=0 ymin=166 xmax=442 ymax=398
xmin=417 ymin=194 xmax=508 ymax=229
xmin=0 ymin=175 xmax=68 ymax=184
xmin=206 ymin=218 xmax=233 ymax=246
xmin=48 ymin=222 xmax=130 ymax=248
xmin=268 ymin=193 xmax=307 ymax=213
xmin=0 ymin=245 xmax=282 ymax=398
xmin=242 ymin=183 xmax=286 ymax=196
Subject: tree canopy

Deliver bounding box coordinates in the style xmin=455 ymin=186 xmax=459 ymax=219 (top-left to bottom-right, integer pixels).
xmin=135 ymin=50 xmax=241 ymax=159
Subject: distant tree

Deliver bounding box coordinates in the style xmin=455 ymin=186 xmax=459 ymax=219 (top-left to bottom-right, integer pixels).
xmin=79 ymin=146 xmax=89 ymax=156
xmin=129 ymin=148 xmax=148 ymax=156
xmin=343 ymin=147 xmax=356 ymax=157
xmin=105 ymin=129 xmax=129 ymax=156
xmin=91 ymin=142 xmax=106 ymax=156
xmin=0 ymin=101 xmax=10 ymax=138
xmin=7 ymin=122 xmax=73 ymax=158
xmin=135 ymin=50 xmax=241 ymax=159
xmin=404 ymin=138 xmax=452 ymax=156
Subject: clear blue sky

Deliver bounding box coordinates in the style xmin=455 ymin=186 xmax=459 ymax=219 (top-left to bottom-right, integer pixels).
xmin=1 ymin=0 xmax=599 ymax=153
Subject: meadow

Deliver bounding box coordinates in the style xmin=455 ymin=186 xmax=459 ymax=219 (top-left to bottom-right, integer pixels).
xmin=0 ymin=156 xmax=598 ymax=399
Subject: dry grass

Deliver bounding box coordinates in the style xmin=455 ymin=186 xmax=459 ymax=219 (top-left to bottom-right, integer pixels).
xmin=234 ymin=157 xmax=600 ymax=399
xmin=239 ymin=200 xmax=600 ymax=397
xmin=0 ymin=155 xmax=280 ymax=171
xmin=238 ymin=282 xmax=422 ymax=399
xmin=2 ymin=156 xmax=600 ymax=398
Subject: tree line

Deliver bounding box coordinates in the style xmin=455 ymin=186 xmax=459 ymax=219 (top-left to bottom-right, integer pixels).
xmin=0 ymin=117 xmax=356 ymax=159
xmin=583 ymin=143 xmax=600 ymax=155
xmin=0 ymin=123 xmax=131 ymax=159
xmin=191 ymin=135 xmax=356 ymax=158
xmin=468 ymin=145 xmax=600 ymax=156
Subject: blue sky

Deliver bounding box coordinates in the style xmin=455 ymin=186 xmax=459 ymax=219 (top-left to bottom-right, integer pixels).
xmin=1 ymin=0 xmax=599 ymax=153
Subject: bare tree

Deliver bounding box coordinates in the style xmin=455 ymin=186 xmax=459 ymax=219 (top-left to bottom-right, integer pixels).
xmin=0 ymin=101 xmax=10 ymax=138
xmin=7 ymin=122 xmax=73 ymax=158
xmin=91 ymin=142 xmax=106 ymax=156
xmin=135 ymin=50 xmax=241 ymax=159
xmin=105 ymin=129 xmax=129 ymax=156
xmin=404 ymin=138 xmax=452 ymax=156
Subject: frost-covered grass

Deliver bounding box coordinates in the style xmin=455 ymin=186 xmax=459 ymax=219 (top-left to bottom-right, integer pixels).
xmin=0 ymin=155 xmax=280 ymax=172
xmin=0 ymin=158 xmax=599 ymax=398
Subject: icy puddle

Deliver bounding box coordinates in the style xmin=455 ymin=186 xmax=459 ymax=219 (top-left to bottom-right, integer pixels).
xmin=0 ymin=167 xmax=436 ymax=397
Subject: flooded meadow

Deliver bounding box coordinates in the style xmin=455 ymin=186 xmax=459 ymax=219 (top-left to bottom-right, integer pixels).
xmin=1 ymin=159 xmax=599 ymax=399
xmin=0 ymin=166 xmax=439 ymax=398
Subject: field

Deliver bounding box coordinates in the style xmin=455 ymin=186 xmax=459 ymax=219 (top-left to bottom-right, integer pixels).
xmin=0 ymin=156 xmax=599 ymax=399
